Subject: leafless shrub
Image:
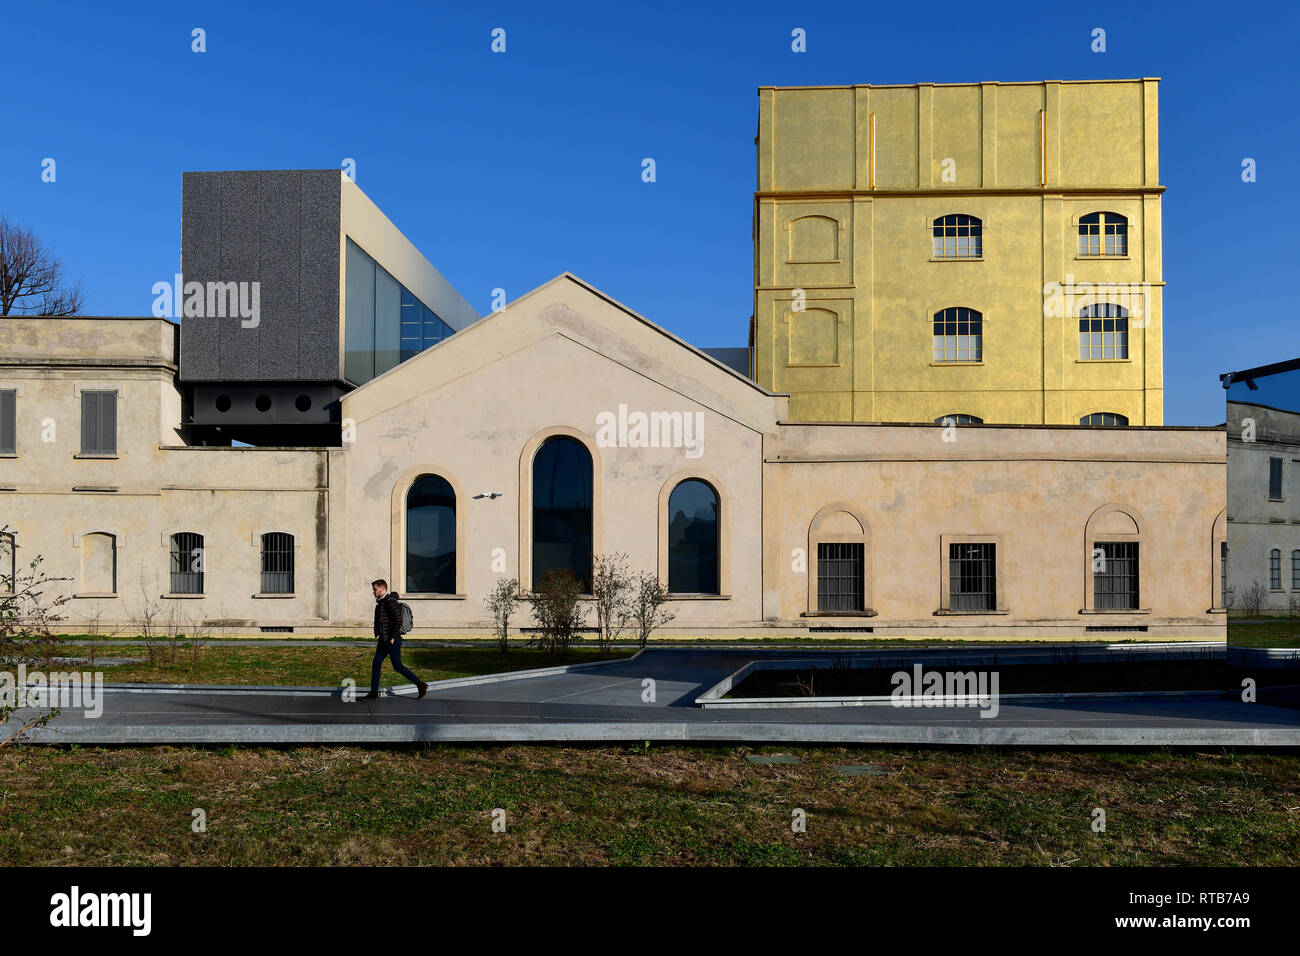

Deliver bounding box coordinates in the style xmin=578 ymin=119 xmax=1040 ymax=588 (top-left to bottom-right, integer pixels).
xmin=591 ymin=553 xmax=634 ymax=657
xmin=484 ymin=578 xmax=521 ymax=653
xmin=530 ymin=570 xmax=585 ymax=657
xmin=631 ymin=572 xmax=676 ymax=648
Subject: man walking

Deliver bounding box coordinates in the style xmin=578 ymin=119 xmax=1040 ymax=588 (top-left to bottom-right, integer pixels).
xmin=362 ymin=579 xmax=428 ymax=701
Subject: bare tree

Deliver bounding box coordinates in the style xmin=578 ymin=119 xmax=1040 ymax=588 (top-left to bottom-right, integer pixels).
xmin=1240 ymin=581 xmax=1267 ymax=618
xmin=1 ymin=526 xmax=71 ymax=746
xmin=590 ymin=553 xmax=634 ymax=656
xmin=484 ymin=577 xmax=521 ymax=654
xmin=632 ymin=571 xmax=676 ymax=648
xmin=0 ymin=216 xmax=84 ymax=316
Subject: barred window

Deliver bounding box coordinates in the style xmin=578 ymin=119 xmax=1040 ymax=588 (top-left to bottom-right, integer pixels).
xmin=1271 ymin=549 xmax=1282 ymax=590
xmin=1080 ymin=413 xmax=1129 ymax=427
xmin=261 ymin=532 xmax=295 ymax=594
xmin=1078 ymin=212 xmax=1128 ymax=257
xmin=1094 ymin=541 xmax=1139 ymax=610
xmin=169 ymin=532 xmax=204 ymax=594
xmin=817 ymin=542 xmax=864 ymax=612
xmin=1222 ymin=542 xmax=1229 ymax=608
xmin=932 ymin=214 xmax=982 ymax=259
xmin=935 ymin=414 xmax=983 ymax=425
xmin=932 ymin=307 xmax=982 ymax=363
xmin=1079 ymin=303 xmax=1129 ymax=360
xmin=949 ymin=542 xmax=996 ymax=611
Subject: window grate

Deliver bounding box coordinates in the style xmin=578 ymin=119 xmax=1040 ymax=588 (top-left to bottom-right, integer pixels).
xmin=169 ymin=532 xmax=204 ymax=594
xmin=817 ymin=542 xmax=864 ymax=612
xmin=1094 ymin=541 xmax=1139 ymax=609
xmin=261 ymin=532 xmax=295 ymax=594
xmin=949 ymin=542 xmax=996 ymax=610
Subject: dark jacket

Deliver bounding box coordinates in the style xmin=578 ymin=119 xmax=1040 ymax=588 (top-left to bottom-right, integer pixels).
xmin=374 ymin=591 xmax=402 ymax=643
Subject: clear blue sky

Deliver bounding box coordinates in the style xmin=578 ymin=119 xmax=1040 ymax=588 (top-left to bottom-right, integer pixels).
xmin=3 ymin=0 xmax=1296 ymax=425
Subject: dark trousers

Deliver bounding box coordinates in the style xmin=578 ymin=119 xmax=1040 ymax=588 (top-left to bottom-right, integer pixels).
xmin=370 ymin=637 xmax=421 ymax=694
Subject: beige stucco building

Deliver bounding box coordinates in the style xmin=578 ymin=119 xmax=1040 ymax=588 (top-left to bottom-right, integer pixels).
xmin=1 ymin=273 xmax=1224 ymax=640
xmin=1226 ymin=400 xmax=1300 ymax=611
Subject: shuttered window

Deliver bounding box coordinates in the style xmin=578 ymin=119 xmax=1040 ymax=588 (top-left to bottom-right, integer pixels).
xmin=81 ymin=390 xmax=117 ymax=455
xmin=0 ymin=390 xmax=15 ymax=454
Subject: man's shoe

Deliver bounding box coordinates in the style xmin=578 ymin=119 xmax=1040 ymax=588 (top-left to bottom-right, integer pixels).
xmin=417 ymin=682 xmax=429 ymax=699
xmin=361 ymin=691 xmax=380 ymax=700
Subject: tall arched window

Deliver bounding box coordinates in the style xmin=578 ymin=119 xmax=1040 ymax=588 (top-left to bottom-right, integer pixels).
xmin=1079 ymin=303 xmax=1129 ymax=360
xmin=1270 ymin=549 xmax=1282 ymax=590
xmin=667 ymin=479 xmax=719 ymax=594
xmin=932 ymin=214 xmax=982 ymax=259
xmin=1078 ymin=212 xmax=1128 ymax=257
xmin=1292 ymin=550 xmax=1300 ymax=591
xmin=532 ymin=437 xmax=593 ymax=591
xmin=406 ymin=475 xmax=456 ymax=594
xmin=932 ymin=307 xmax=982 ymax=363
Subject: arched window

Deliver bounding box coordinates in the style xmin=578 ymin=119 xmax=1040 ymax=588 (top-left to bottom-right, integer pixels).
xmin=80 ymin=532 xmax=117 ymax=595
xmin=261 ymin=532 xmax=295 ymax=595
xmin=1080 ymin=413 xmax=1129 ymax=427
xmin=1079 ymin=303 xmax=1129 ymax=360
xmin=1078 ymin=212 xmax=1128 ymax=257
xmin=935 ymin=414 xmax=983 ymax=425
xmin=406 ymin=475 xmax=456 ymax=594
xmin=0 ymin=531 xmax=14 ymax=595
xmin=169 ymin=532 xmax=204 ymax=594
xmin=667 ymin=479 xmax=719 ymax=594
xmin=932 ymin=308 xmax=982 ymax=363
xmin=932 ymin=214 xmax=982 ymax=259
xmin=1292 ymin=550 xmax=1300 ymax=591
xmin=1270 ymin=549 xmax=1282 ymax=590
xmin=1085 ymin=505 xmax=1142 ymax=611
xmin=532 ymin=437 xmax=593 ymax=591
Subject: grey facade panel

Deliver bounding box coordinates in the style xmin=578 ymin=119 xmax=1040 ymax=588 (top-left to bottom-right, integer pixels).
xmin=178 ymin=172 xmax=222 ymax=380
xmin=216 ymin=171 xmax=263 ymax=381
xmin=258 ymin=170 xmax=303 ymax=380
xmin=180 ymin=169 xmax=341 ymax=383
xmin=298 ymin=171 xmax=343 ymax=381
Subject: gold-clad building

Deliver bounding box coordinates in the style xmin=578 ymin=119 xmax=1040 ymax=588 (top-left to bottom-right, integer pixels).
xmin=752 ymin=79 xmax=1164 ymax=425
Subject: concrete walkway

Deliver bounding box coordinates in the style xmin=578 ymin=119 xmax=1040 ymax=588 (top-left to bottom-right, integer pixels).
xmin=9 ymin=648 xmax=1300 ymax=747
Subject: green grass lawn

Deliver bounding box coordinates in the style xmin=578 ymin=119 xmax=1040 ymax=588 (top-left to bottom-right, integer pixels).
xmin=1 ymin=744 xmax=1297 ymax=866
xmin=1228 ymin=617 xmax=1300 ymax=648
xmin=7 ymin=644 xmax=632 ymax=688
